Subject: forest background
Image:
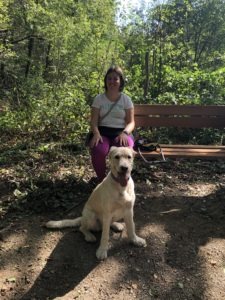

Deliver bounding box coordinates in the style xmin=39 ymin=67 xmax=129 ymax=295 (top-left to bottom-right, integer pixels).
xmin=1 ymin=0 xmax=225 ymax=147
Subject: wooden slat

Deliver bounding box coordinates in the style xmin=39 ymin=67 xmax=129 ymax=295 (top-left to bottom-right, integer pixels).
xmin=137 ymin=145 xmax=225 ymax=159
xmin=161 ymin=149 xmax=224 ymax=154
xmin=158 ymin=144 xmax=225 ymax=149
xmin=135 ymin=116 xmax=225 ymax=128
xmin=134 ymin=104 xmax=225 ymax=128
xmin=134 ymin=104 xmax=225 ymax=116
xmin=138 ymin=152 xmax=225 ymax=159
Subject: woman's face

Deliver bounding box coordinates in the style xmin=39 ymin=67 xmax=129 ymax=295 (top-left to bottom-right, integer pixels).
xmin=106 ymin=71 xmax=121 ymax=92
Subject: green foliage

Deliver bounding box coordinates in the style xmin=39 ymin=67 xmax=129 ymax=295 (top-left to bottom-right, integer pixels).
xmin=1 ymin=0 xmax=120 ymax=143
xmin=121 ymin=0 xmax=225 ymax=103
xmin=1 ymin=0 xmax=225 ymax=146
xmin=138 ymin=127 xmax=224 ymax=145
xmin=156 ymin=66 xmax=225 ymax=104
xmin=0 ymin=82 xmax=90 ymax=144
xmin=29 ymin=83 xmax=90 ymax=141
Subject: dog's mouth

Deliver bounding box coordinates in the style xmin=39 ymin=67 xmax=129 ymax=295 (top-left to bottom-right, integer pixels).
xmin=118 ymin=173 xmax=129 ymax=186
xmin=112 ymin=171 xmax=130 ymax=187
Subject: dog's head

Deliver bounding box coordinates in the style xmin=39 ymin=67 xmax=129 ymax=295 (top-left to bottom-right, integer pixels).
xmin=108 ymin=146 xmax=135 ymax=186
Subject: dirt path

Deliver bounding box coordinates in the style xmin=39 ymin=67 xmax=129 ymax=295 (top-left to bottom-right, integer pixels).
xmin=1 ymin=157 xmax=225 ymax=300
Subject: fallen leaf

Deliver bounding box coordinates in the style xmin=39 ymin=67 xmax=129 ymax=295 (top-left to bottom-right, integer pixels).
xmin=6 ymin=277 xmax=16 ymax=283
xmin=178 ymin=282 xmax=184 ymax=289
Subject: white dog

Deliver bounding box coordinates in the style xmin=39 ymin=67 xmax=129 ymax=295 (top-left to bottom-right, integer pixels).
xmin=46 ymin=146 xmax=146 ymax=260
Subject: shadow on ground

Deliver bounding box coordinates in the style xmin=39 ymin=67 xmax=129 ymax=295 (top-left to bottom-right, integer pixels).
xmin=20 ymin=231 xmax=100 ymax=300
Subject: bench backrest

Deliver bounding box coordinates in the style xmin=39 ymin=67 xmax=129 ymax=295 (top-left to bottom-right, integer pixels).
xmin=134 ymin=104 xmax=225 ymax=129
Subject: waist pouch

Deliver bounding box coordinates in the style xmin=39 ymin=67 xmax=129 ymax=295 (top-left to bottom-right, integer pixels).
xmin=98 ymin=126 xmax=124 ymax=138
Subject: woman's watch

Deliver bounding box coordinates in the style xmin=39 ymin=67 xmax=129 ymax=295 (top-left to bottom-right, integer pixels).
xmin=123 ymin=130 xmax=129 ymax=135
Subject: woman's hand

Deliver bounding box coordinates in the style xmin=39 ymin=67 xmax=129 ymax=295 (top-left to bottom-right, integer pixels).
xmin=90 ymin=132 xmax=103 ymax=148
xmin=116 ymin=132 xmax=129 ymax=146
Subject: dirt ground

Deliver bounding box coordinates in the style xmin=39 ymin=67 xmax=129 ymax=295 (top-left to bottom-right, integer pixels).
xmin=1 ymin=148 xmax=225 ymax=300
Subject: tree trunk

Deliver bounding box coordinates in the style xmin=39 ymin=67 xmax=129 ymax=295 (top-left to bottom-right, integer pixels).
xmin=0 ymin=37 xmax=6 ymax=83
xmin=25 ymin=36 xmax=34 ymax=78
xmin=143 ymin=51 xmax=149 ymax=101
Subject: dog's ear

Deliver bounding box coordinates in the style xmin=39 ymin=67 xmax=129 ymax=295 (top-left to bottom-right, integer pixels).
xmin=108 ymin=146 xmax=117 ymax=159
xmin=109 ymin=146 xmax=117 ymax=153
xmin=132 ymin=148 xmax=137 ymax=156
xmin=127 ymin=146 xmax=136 ymax=157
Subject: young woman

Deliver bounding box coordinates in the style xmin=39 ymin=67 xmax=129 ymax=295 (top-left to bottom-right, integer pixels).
xmin=89 ymin=66 xmax=135 ymax=182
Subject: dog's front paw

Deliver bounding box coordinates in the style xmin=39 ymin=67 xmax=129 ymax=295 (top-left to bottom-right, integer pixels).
xmin=85 ymin=233 xmax=96 ymax=243
xmin=96 ymin=247 xmax=108 ymax=260
xmin=131 ymin=236 xmax=147 ymax=247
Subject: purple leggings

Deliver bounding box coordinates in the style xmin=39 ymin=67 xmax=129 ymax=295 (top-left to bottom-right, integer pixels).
xmin=91 ymin=135 xmax=134 ymax=182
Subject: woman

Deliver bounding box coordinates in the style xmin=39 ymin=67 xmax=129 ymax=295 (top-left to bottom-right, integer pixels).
xmin=89 ymin=65 xmax=135 ymax=182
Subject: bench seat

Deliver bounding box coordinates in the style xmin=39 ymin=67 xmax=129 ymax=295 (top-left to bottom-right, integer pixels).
xmin=139 ymin=144 xmax=225 ymax=160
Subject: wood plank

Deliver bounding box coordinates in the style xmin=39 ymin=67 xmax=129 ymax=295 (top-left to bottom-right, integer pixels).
xmin=135 ymin=116 xmax=225 ymax=128
xmin=137 ymin=152 xmax=225 ymax=159
xmin=141 ymin=145 xmax=225 ymax=152
xmin=158 ymin=144 xmax=225 ymax=149
xmin=135 ymin=144 xmax=225 ymax=150
xmin=141 ymin=149 xmax=225 ymax=154
xmin=136 ymin=146 xmax=225 ymax=159
xmin=134 ymin=104 xmax=225 ymax=116
xmin=158 ymin=149 xmax=225 ymax=154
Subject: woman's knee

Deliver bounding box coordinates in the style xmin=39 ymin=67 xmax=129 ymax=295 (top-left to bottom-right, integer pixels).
xmin=126 ymin=135 xmax=134 ymax=148
xmin=91 ymin=137 xmax=110 ymax=157
xmin=112 ymin=135 xmax=134 ymax=148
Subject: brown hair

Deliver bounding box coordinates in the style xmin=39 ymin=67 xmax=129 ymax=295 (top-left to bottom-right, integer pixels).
xmin=104 ymin=65 xmax=125 ymax=91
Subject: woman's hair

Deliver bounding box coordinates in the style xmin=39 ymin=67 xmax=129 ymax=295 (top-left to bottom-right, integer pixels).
xmin=104 ymin=65 xmax=125 ymax=91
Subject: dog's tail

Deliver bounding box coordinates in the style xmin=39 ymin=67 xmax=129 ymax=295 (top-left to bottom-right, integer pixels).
xmin=45 ymin=217 xmax=82 ymax=229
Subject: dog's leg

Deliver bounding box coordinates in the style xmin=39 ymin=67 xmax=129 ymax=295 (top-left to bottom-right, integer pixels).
xmin=79 ymin=209 xmax=97 ymax=242
xmin=96 ymin=215 xmax=111 ymax=260
xmin=111 ymin=222 xmax=124 ymax=232
xmin=124 ymin=210 xmax=146 ymax=247
xmin=79 ymin=224 xmax=96 ymax=242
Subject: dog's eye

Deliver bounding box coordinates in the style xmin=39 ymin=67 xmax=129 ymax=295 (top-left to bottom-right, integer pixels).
xmin=115 ymin=155 xmax=120 ymax=159
xmin=127 ymin=155 xmax=132 ymax=159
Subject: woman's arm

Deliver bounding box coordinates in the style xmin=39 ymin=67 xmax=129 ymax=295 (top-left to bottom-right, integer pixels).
xmin=117 ymin=108 xmax=135 ymax=146
xmin=124 ymin=107 xmax=135 ymax=134
xmin=90 ymin=107 xmax=103 ymax=147
xmin=90 ymin=107 xmax=100 ymax=134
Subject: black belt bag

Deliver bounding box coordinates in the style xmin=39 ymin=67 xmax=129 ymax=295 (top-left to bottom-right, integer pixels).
xmin=98 ymin=126 xmax=124 ymax=138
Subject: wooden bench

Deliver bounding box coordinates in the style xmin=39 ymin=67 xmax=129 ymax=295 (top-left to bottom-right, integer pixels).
xmin=134 ymin=104 xmax=225 ymax=160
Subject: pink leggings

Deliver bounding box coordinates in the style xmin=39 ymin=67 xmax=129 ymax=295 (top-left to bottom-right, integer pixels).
xmin=90 ymin=135 xmax=134 ymax=182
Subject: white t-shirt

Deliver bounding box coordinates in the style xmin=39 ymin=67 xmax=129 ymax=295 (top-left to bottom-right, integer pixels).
xmin=92 ymin=93 xmax=133 ymax=128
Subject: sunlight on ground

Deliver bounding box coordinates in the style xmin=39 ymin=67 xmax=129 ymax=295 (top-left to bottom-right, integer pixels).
xmin=151 ymin=182 xmax=219 ymax=198
xmin=182 ymin=183 xmax=219 ymax=197
xmin=1 ymin=231 xmax=28 ymax=254
xmin=139 ymin=223 xmax=169 ymax=242
xmin=199 ymin=238 xmax=225 ymax=299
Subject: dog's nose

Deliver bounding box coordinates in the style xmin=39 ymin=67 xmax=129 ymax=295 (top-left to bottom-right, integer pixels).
xmin=120 ymin=166 xmax=128 ymax=172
